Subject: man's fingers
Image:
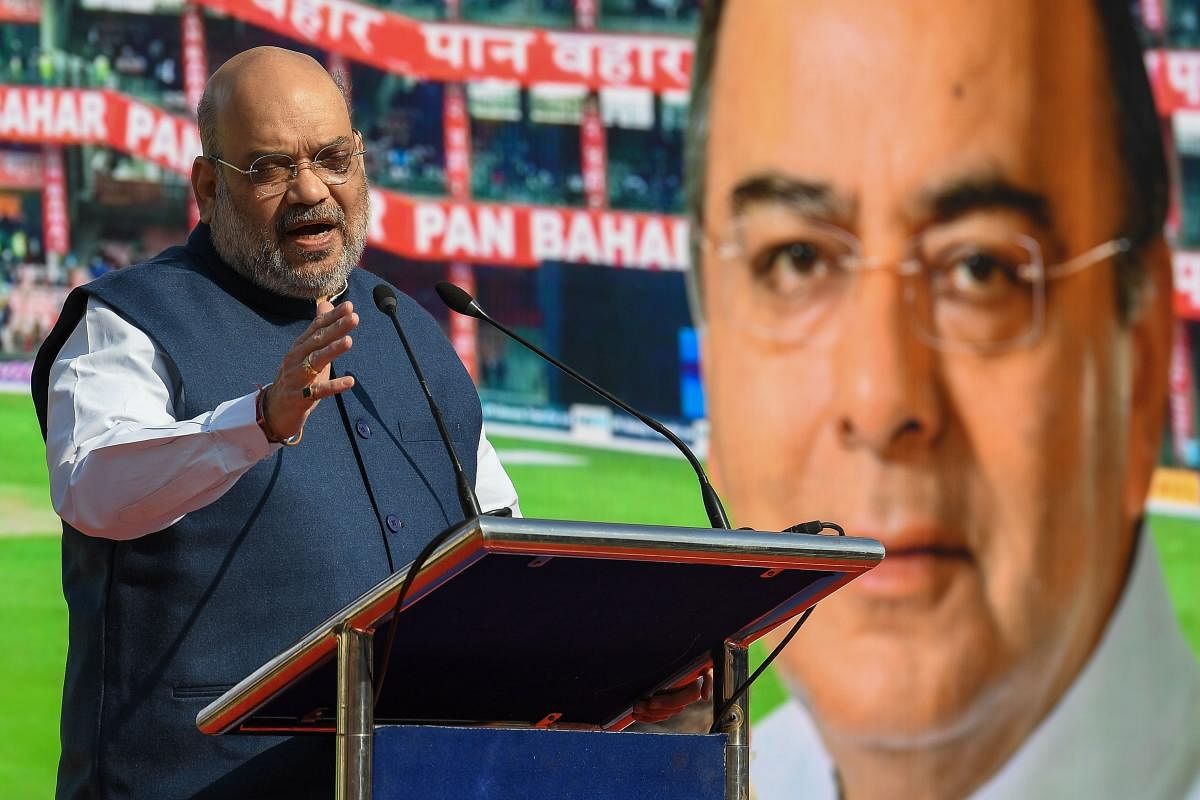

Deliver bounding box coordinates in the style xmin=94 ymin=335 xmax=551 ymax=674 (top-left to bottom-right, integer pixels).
xmin=299 ymin=374 xmax=356 ymax=402
xmin=302 ymin=336 xmax=353 ymax=377
xmin=291 ymin=301 xmax=355 ymax=349
xmin=295 ymin=310 xmax=359 ymax=361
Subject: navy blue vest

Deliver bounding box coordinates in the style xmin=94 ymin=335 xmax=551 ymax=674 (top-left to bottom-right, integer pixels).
xmin=32 ymin=225 xmax=481 ymax=799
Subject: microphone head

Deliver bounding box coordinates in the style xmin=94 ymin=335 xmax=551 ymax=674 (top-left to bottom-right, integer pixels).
xmin=373 ymin=284 xmax=398 ymax=314
xmin=435 ymin=282 xmax=483 ymax=319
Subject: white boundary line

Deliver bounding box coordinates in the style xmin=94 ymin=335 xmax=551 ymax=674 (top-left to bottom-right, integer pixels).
xmin=485 ymin=421 xmax=682 ymax=458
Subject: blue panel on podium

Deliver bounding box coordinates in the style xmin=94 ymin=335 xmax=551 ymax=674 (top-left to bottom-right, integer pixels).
xmin=372 ymin=725 xmax=725 ymax=800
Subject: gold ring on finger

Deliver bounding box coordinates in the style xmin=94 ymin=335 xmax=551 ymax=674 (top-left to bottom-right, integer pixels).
xmin=301 ymin=354 xmax=319 ymax=379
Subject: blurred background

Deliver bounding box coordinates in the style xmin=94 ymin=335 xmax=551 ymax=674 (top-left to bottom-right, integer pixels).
xmin=0 ymin=0 xmax=1197 ymax=796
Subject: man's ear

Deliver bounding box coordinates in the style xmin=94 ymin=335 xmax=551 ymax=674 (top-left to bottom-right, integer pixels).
xmin=191 ymin=156 xmax=217 ymax=224
xmin=1124 ymin=237 xmax=1174 ymax=523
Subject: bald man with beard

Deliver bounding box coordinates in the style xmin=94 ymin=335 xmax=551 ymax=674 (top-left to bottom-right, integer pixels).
xmin=31 ymin=48 xmax=521 ymax=799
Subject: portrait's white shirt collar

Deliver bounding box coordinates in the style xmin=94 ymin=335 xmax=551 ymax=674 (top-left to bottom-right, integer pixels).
xmin=749 ymin=529 xmax=1200 ymax=799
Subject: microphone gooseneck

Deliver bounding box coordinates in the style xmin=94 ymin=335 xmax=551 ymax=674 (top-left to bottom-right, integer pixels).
xmin=373 ymin=283 xmax=481 ymax=520
xmin=435 ymin=281 xmax=730 ymax=530
xmin=370 ymin=283 xmax=484 ymax=710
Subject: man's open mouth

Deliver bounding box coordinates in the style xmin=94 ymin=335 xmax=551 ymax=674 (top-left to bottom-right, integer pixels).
xmin=285 ymin=222 xmax=337 ymax=238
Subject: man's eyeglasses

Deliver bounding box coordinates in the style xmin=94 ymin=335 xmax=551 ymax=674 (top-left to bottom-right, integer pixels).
xmin=207 ymin=131 xmax=367 ymax=199
xmin=702 ymin=215 xmax=1130 ymax=354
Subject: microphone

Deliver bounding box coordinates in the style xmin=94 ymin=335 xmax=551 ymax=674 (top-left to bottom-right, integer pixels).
xmin=435 ymin=281 xmax=730 ymax=530
xmin=373 ymin=284 xmax=481 ymax=521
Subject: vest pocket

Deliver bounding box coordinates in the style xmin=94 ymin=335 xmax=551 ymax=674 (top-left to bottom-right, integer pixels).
xmin=172 ymin=684 xmax=234 ymax=701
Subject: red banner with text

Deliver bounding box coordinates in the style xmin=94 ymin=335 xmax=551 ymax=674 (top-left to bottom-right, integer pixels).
xmin=0 ymin=86 xmax=202 ymax=175
xmin=1170 ymin=320 xmax=1198 ymax=464
xmin=580 ymin=95 xmax=607 ymax=209
xmin=181 ymin=5 xmax=209 ymax=229
xmin=1147 ymin=49 xmax=1200 ymax=113
xmin=192 ymin=0 xmax=691 ymax=92
xmin=442 ymin=81 xmax=477 ymax=378
xmin=443 ymin=84 xmax=471 ymax=201
xmin=1175 ymin=251 xmax=1200 ymax=321
xmin=0 ymin=85 xmax=688 ymax=269
xmin=41 ymin=146 xmax=70 ymax=256
xmin=0 ymin=0 xmax=39 ymax=23
xmin=368 ymin=192 xmax=687 ymax=270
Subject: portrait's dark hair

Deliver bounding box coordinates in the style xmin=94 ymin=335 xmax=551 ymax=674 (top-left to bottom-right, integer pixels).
xmin=685 ymin=0 xmax=1169 ymax=321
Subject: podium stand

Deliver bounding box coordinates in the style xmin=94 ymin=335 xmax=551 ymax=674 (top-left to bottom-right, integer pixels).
xmin=197 ymin=517 xmax=883 ymax=799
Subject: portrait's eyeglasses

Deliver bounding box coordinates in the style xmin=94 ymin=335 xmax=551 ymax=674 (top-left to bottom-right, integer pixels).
xmin=702 ymin=215 xmax=1130 ymax=354
xmin=207 ymin=130 xmax=367 ymax=199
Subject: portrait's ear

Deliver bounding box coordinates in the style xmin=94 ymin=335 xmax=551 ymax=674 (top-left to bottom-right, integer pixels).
xmin=698 ymin=327 xmax=726 ymax=495
xmin=1124 ymin=237 xmax=1173 ymax=523
xmin=191 ymin=156 xmax=218 ymax=224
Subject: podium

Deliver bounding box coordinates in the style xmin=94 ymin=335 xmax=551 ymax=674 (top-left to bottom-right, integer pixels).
xmin=197 ymin=516 xmax=883 ymax=799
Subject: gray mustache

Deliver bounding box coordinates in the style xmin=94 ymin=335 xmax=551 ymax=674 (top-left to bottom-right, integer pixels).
xmin=276 ymin=203 xmax=347 ymax=236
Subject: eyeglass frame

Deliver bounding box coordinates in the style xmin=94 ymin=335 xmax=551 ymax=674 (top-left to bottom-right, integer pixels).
xmin=206 ymin=129 xmax=367 ymax=197
xmin=699 ymin=217 xmax=1131 ymax=355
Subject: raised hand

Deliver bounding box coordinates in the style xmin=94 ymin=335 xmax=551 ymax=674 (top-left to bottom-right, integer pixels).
xmin=261 ymin=299 xmax=359 ymax=441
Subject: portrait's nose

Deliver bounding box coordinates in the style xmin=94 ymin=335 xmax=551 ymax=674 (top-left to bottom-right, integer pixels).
xmin=833 ymin=272 xmax=943 ymax=457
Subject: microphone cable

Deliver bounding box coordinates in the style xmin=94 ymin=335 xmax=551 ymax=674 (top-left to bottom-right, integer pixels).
xmin=708 ymin=520 xmax=846 ymax=734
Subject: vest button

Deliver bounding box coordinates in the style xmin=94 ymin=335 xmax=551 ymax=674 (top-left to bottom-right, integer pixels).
xmin=355 ymin=418 xmax=372 ymax=438
xmin=386 ymin=515 xmax=403 ymax=532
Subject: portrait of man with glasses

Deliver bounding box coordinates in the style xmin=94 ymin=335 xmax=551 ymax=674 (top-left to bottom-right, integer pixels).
xmin=686 ymin=0 xmax=1200 ymax=798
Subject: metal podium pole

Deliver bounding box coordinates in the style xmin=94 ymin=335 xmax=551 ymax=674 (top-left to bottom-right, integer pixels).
xmin=714 ymin=641 xmax=750 ymax=800
xmin=336 ymin=624 xmax=374 ymax=800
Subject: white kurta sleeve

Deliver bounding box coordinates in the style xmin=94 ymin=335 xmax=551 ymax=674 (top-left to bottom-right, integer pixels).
xmin=45 ymin=298 xmax=279 ymax=540
xmin=474 ymin=423 xmax=521 ymax=517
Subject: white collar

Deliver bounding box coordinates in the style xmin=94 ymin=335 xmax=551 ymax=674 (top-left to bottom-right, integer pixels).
xmin=972 ymin=529 xmax=1200 ymax=799
xmin=749 ymin=529 xmax=1200 ymax=800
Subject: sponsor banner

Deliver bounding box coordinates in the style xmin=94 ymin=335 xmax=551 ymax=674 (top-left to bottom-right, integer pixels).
xmin=0 ymin=85 xmax=690 ymax=269
xmin=1148 ymin=466 xmax=1200 ymax=517
xmin=1145 ymin=49 xmax=1200 ymax=114
xmin=444 ymin=83 xmax=471 ymax=199
xmin=600 ymin=86 xmax=655 ymax=129
xmin=81 ymin=0 xmax=184 ymax=10
xmin=193 ymin=0 xmax=692 ymax=92
xmin=442 ymin=79 xmax=477 ymax=378
xmin=0 ymin=0 xmax=38 ymax=22
xmin=447 ymin=261 xmax=477 ymax=380
xmin=42 ymin=146 xmax=70 ymax=255
xmin=181 ymin=6 xmax=208 ymax=230
xmin=0 ymin=149 xmax=43 ymax=189
xmin=1174 ymin=250 xmax=1200 ymax=320
xmin=0 ymin=87 xmax=202 ymax=176
xmin=181 ymin=5 xmax=209 ymax=115
xmin=369 ymin=192 xmax=688 ymax=269
xmin=466 ymin=80 xmax=520 ymax=122
xmin=580 ymin=95 xmax=607 ymax=208
xmin=529 ymin=83 xmax=587 ymax=125
xmin=1169 ymin=321 xmax=1199 ymax=466
xmin=0 ymin=360 xmax=35 ymax=392
xmin=574 ymin=0 xmax=597 ymax=30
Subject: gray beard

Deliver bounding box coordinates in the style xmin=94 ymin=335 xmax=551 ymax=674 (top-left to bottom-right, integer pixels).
xmin=209 ymin=174 xmax=369 ymax=299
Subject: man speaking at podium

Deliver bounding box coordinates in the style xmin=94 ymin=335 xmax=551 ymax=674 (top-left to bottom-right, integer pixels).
xmin=30 ymin=48 xmax=524 ymax=799
xmin=687 ymin=1 xmax=1200 ymax=798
